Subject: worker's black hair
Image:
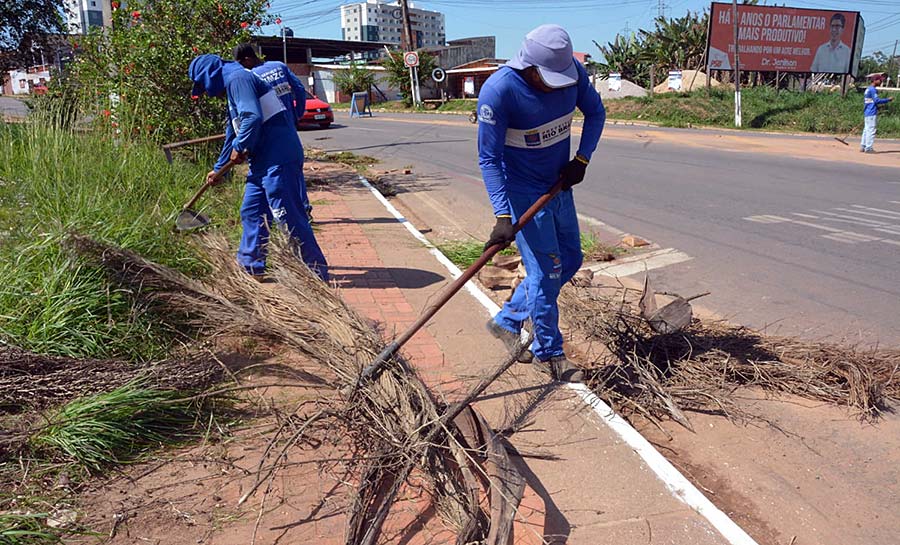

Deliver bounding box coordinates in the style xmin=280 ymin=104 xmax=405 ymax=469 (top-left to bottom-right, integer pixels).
xmin=233 ymin=43 xmax=260 ymax=62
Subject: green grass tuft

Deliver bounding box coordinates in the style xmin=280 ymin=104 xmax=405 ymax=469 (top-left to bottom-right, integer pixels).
xmin=0 ymin=512 xmax=62 ymax=544
xmin=436 ymin=240 xmax=518 ymax=270
xmin=30 ymin=383 xmax=208 ymax=473
xmin=438 ymin=232 xmax=624 ymax=270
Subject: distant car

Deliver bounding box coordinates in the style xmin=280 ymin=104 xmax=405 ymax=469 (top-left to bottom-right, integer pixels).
xmin=300 ymin=90 xmax=333 ymax=129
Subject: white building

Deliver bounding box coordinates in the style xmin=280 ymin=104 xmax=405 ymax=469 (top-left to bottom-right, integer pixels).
xmin=64 ymin=0 xmax=112 ymax=34
xmin=340 ymin=1 xmax=445 ymax=48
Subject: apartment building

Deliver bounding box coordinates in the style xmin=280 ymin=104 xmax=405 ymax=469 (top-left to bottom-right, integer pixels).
xmin=340 ymin=1 xmax=445 ymax=48
xmin=64 ymin=0 xmax=112 ymax=34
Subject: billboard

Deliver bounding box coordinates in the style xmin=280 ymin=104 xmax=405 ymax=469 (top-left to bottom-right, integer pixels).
xmin=707 ymin=3 xmax=864 ymax=76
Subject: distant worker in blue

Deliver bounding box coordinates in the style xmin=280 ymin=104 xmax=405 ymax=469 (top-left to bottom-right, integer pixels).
xmin=478 ymin=24 xmax=605 ymax=383
xmin=861 ymin=73 xmax=893 ymax=154
xmin=188 ymin=53 xmax=328 ymax=282
xmin=233 ymin=43 xmax=313 ymax=220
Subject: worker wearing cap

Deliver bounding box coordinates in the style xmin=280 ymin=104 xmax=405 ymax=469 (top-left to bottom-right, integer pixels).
xmin=233 ymin=43 xmax=313 ymax=221
xmin=861 ymin=74 xmax=893 ymax=154
xmin=188 ymin=54 xmax=328 ymax=281
xmin=479 ymin=24 xmax=605 ymax=382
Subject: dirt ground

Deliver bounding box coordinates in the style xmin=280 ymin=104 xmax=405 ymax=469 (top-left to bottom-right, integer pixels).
xmin=637 ymin=394 xmax=900 ymax=545
xmin=72 ymin=345 xmax=457 ymax=545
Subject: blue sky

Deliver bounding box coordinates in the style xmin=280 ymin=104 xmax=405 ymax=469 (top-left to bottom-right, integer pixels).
xmin=266 ymin=0 xmax=900 ymax=61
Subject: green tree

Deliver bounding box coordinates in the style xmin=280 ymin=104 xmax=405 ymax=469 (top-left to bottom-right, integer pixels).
xmin=382 ymin=49 xmax=436 ymax=106
xmin=0 ymin=0 xmax=64 ymax=72
xmin=593 ymin=34 xmax=650 ymax=88
xmin=67 ymin=0 xmax=271 ymax=143
xmin=332 ymin=61 xmax=377 ymax=98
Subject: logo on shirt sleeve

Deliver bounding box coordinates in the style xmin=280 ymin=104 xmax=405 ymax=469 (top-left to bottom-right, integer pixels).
xmin=478 ymin=104 xmax=495 ymax=125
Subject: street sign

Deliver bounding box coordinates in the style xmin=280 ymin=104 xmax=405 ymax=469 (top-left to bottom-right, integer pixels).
xmin=431 ymin=67 xmax=446 ymax=83
xmin=403 ymin=51 xmax=419 ymax=68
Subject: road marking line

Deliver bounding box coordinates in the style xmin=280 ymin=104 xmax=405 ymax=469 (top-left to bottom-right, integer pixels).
xmin=874 ymin=226 xmax=900 ymax=236
xmin=809 ymin=209 xmax=887 ymax=227
xmin=791 ymin=213 xmax=819 ymax=219
xmin=588 ymin=248 xmax=693 ymax=277
xmin=360 ymin=173 xmax=759 ymax=545
xmin=879 ymin=238 xmax=900 ymax=247
xmin=835 ymin=207 xmax=900 ymax=221
xmin=850 ymin=204 xmax=900 ymax=218
xmin=744 ymin=214 xmax=790 ymax=223
xmin=822 ymin=232 xmax=880 ymax=243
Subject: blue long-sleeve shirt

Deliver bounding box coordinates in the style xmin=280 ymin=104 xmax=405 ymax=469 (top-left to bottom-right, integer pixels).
xmin=864 ymin=85 xmax=890 ymax=117
xmin=213 ymin=62 xmax=302 ymax=175
xmin=477 ymin=61 xmax=605 ymax=217
xmin=251 ymin=61 xmax=307 ymax=124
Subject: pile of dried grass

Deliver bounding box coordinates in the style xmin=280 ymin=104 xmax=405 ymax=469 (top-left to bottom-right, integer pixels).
xmin=0 ymin=345 xmax=221 ymax=413
xmin=561 ymin=284 xmax=900 ymax=427
xmin=70 ymin=233 xmax=529 ymax=545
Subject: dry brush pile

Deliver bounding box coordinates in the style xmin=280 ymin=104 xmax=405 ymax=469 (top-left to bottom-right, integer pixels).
xmin=560 ymin=284 xmax=900 ymax=430
xmin=64 ymin=233 xmax=533 ymax=545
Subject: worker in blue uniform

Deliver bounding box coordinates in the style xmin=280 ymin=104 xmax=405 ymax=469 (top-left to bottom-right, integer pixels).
xmin=861 ymin=73 xmax=893 ymax=154
xmin=478 ymin=25 xmax=605 ymax=382
xmin=188 ymin=53 xmax=328 ymax=282
xmin=233 ymin=43 xmax=313 ymax=220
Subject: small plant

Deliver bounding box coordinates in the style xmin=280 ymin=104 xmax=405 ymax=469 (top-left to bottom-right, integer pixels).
xmin=581 ymin=232 xmax=624 ymax=261
xmin=324 ymin=151 xmax=379 ymax=171
xmin=436 ymin=240 xmax=518 ymax=269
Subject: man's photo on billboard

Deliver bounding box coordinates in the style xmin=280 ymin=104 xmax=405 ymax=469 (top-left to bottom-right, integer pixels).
xmin=810 ymin=13 xmax=851 ymax=74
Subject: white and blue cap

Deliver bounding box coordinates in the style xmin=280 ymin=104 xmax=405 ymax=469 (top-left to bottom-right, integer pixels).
xmin=506 ymin=24 xmax=578 ymax=89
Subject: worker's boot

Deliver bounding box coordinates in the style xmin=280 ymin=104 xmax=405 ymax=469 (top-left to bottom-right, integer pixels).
xmin=485 ymin=320 xmax=533 ymax=363
xmin=534 ymin=355 xmax=583 ymax=383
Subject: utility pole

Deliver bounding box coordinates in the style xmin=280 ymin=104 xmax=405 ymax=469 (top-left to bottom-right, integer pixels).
xmin=657 ymin=0 xmax=666 ymax=19
xmin=888 ymin=40 xmax=898 ymax=87
xmin=732 ymin=0 xmax=742 ymax=127
xmin=399 ymin=0 xmax=415 ymax=51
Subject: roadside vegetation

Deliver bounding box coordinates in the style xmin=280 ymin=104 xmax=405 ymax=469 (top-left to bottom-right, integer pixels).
xmin=605 ymin=86 xmax=900 ymax=137
xmin=0 ymin=112 xmax=241 ymax=360
xmin=337 ymin=87 xmax=900 ymax=138
xmin=437 ymin=232 xmax=622 ymax=270
xmin=0 ymin=109 xmax=240 ymax=540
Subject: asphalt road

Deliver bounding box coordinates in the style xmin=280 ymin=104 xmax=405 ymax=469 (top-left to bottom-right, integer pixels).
xmin=308 ymin=112 xmax=900 ymax=346
xmin=0 ymin=96 xmax=29 ymax=119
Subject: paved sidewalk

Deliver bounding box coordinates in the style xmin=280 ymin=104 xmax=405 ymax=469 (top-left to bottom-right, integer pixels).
xmin=309 ymin=170 xmax=744 ymax=545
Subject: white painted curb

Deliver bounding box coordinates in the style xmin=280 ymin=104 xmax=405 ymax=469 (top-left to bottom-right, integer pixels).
xmin=357 ymin=175 xmax=759 ymax=545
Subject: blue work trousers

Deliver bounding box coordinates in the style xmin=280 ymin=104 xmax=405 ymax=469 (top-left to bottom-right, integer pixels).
xmin=861 ymin=115 xmax=877 ymax=151
xmin=237 ymin=160 xmax=329 ymax=281
xmin=494 ymin=189 xmax=583 ymax=361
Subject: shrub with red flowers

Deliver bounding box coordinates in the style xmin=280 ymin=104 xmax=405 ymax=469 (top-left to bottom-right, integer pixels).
xmin=67 ymin=0 xmax=273 ymax=142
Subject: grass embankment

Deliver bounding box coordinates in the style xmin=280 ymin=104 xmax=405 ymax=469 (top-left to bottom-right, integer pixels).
xmin=0 ymin=117 xmax=241 ymax=360
xmin=336 ymin=87 xmax=900 ymax=137
xmin=0 ymin=115 xmax=244 ymax=541
xmin=605 ymin=86 xmax=900 ymax=137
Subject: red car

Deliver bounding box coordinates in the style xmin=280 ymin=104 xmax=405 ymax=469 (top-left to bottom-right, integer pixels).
xmin=300 ymin=90 xmax=333 ymax=129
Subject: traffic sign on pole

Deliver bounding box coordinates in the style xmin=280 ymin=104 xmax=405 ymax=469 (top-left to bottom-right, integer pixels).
xmin=403 ymin=51 xmax=419 ymax=68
